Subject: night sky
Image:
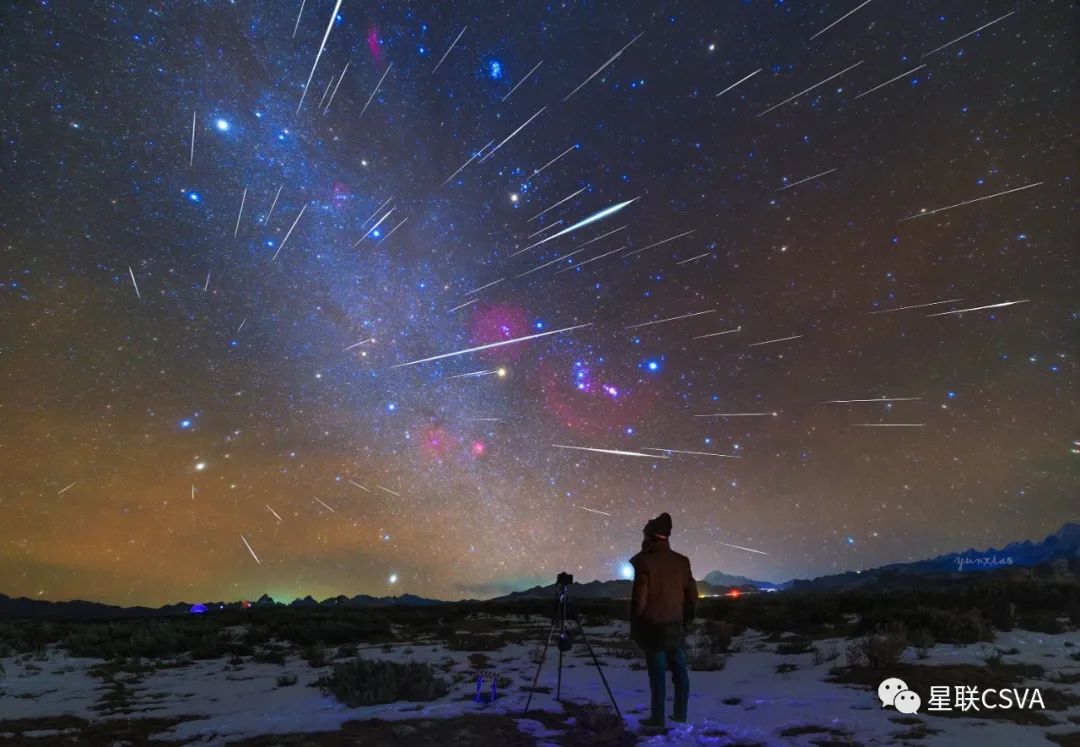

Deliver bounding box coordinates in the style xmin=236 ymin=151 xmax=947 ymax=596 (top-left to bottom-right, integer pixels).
xmin=1 ymin=1 xmax=1075 ymax=607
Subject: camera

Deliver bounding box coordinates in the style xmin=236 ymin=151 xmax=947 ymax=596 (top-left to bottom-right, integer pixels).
xmin=556 ymin=571 xmax=574 ymax=586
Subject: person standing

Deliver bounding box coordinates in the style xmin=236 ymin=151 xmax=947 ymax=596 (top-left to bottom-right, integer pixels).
xmin=628 ymin=512 xmax=697 ymax=729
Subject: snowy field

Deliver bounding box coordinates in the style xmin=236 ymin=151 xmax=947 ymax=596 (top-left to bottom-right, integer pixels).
xmin=1 ymin=618 xmax=1077 ymax=745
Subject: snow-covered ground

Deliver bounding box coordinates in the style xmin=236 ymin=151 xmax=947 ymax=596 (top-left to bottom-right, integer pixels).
xmin=1 ymin=619 xmax=1076 ymax=745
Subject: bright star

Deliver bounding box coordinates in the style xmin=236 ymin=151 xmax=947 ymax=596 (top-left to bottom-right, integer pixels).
xmin=215 ymin=118 xmax=230 ymax=131
xmin=388 ymin=573 xmax=398 ymax=584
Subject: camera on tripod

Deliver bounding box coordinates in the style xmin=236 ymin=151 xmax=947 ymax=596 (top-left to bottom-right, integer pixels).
xmin=556 ymin=571 xmax=574 ymax=586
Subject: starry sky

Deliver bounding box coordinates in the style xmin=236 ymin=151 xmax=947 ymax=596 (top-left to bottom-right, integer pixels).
xmin=0 ymin=0 xmax=1076 ymax=607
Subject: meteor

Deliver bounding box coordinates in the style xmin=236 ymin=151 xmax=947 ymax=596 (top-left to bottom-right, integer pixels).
xmin=854 ymin=64 xmax=926 ymax=99
xmin=392 ymin=323 xmax=593 ymax=368
xmin=564 ymin=31 xmax=645 ymax=101
xmin=716 ymin=69 xmax=762 ymax=98
xmin=359 ymin=63 xmax=393 ymax=118
xmin=344 ymin=338 xmax=375 ymax=351
xmin=854 ymin=423 xmax=926 ymax=427
xmin=514 ymin=198 xmax=639 ymax=255
xmin=923 ymin=11 xmax=1015 ymax=58
xmin=447 ymin=298 xmax=479 ymax=313
xmin=676 ymin=252 xmax=713 ymax=265
xmin=312 ymin=496 xmax=336 ymax=513
xmin=233 ymin=186 xmax=247 ymax=237
xmin=695 ymin=412 xmax=778 ymax=418
xmin=203 ymin=271 xmax=210 ymax=292
xmin=526 ymin=144 xmax=578 ymax=181
xmin=757 ymin=60 xmax=863 ymax=117
xmin=189 ymin=110 xmax=196 ymax=167
xmin=623 ymin=229 xmax=696 ymax=257
xmin=574 ymin=505 xmax=613 ymax=516
xmin=527 ymin=220 xmax=564 ymax=239
xmin=823 ymin=397 xmax=922 ymax=404
xmin=346 ymin=480 xmax=370 ymax=492
xmin=718 ymin=541 xmax=769 ymax=556
xmin=432 ymin=25 xmax=467 ymax=73
xmin=265 ymin=505 xmax=283 ymax=523
xmin=323 ymin=62 xmax=349 ymax=115
xmin=641 ymin=448 xmax=741 ymax=459
xmin=377 ymin=485 xmax=401 ymax=497
xmin=625 ymin=309 xmax=715 ymax=330
xmin=360 ymin=197 xmax=393 ymax=228
xmin=502 ymin=60 xmax=543 ymax=102
xmin=354 ymin=207 xmax=395 ymax=245
xmin=926 ymin=299 xmax=1030 ymax=317
xmin=128 ymin=266 xmax=141 ymax=299
xmin=292 ymin=0 xmax=305 ymax=38
xmin=57 ymin=481 xmax=77 ymax=495
xmin=462 ymin=277 xmax=504 ymax=296
xmin=553 ymin=444 xmax=670 ymax=459
xmin=900 ymin=182 xmax=1043 ymax=221
xmin=868 ymin=298 xmax=962 ymax=314
xmin=479 ymin=107 xmax=546 ymax=163
xmin=375 ymin=216 xmax=408 ymax=246
xmin=240 ymin=535 xmax=261 ymax=564
xmin=694 ymin=327 xmax=741 ymax=340
xmin=809 ymin=0 xmax=875 ymax=40
xmin=295 ymin=0 xmax=343 ymax=114
xmin=528 ymin=187 xmax=586 ymax=222
xmin=264 ymin=184 xmax=283 ymax=224
xmin=776 ymin=168 xmax=836 ymax=192
xmin=748 ymin=335 xmax=802 ymax=347
xmin=553 ymin=245 xmax=625 ymax=274
xmin=272 ymin=203 xmax=308 ymax=260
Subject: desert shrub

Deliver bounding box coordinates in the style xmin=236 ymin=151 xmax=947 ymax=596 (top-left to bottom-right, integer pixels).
xmin=253 ymin=647 xmax=287 ymax=665
xmin=697 ymin=620 xmax=733 ymax=654
xmin=812 ymin=642 xmax=841 ymax=666
xmin=316 ymin=659 xmax=449 ymax=706
xmin=561 ymin=702 xmax=635 ymax=746
xmin=776 ymin=636 xmax=814 ymax=655
xmin=1015 ymin=611 xmax=1065 ymax=634
xmin=466 ymin=653 xmax=490 ymax=670
xmin=189 ymin=632 xmax=231 ymax=660
xmin=687 ymin=648 xmax=726 ymax=671
xmin=276 ymin=674 xmax=298 ymax=687
xmin=846 ymin=624 xmax=908 ymax=670
xmin=447 ymin=634 xmax=502 ymax=651
xmin=302 ymin=642 xmax=327 ymax=667
xmin=336 ymin=644 xmax=358 ymax=658
xmin=910 ymin=628 xmax=934 ymax=659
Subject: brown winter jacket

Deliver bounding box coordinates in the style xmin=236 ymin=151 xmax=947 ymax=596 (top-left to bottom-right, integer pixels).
xmin=629 ymin=536 xmax=698 ymax=651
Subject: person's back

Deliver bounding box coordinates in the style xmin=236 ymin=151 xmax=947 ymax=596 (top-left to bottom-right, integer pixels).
xmin=628 ymin=512 xmax=696 ymax=730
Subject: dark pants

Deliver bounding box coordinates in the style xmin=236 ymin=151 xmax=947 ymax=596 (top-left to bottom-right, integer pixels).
xmin=644 ymin=647 xmax=689 ymax=722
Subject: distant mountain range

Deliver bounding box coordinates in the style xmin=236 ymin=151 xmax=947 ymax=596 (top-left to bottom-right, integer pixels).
xmin=1 ymin=523 xmax=1074 ymax=619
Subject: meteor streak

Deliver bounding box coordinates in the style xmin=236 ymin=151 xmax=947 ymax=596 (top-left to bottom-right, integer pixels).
xmin=447 ymin=298 xmax=479 ymax=313
xmin=757 ymin=60 xmax=863 ymax=117
xmin=926 ymin=300 xmax=1030 ymax=317
xmin=718 ymin=541 xmax=769 ymax=556
xmin=514 ymin=198 xmax=639 ymax=255
xmin=554 ymin=245 xmax=626 ymax=273
xmin=266 ymin=505 xmax=283 ymax=523
xmin=716 ymin=69 xmax=762 ymax=98
xmin=391 ymin=323 xmax=592 ymax=368
xmin=528 ymin=187 xmax=586 ymax=222
xmin=642 ymin=448 xmax=741 ymax=459
xmin=323 ymin=62 xmax=349 ymax=114
xmin=502 ymin=60 xmax=543 ymax=101
xmin=809 ymin=0 xmax=875 ymax=40
xmin=900 ymin=182 xmax=1043 ymax=222
xmin=923 ymin=11 xmax=1015 ymax=58
xmin=527 ymin=220 xmax=564 ymax=239
xmin=189 ymin=110 xmax=196 ymax=167
xmin=823 ymin=397 xmax=922 ymax=404
xmin=346 ymin=480 xmax=370 ymax=492
xmin=295 ymin=0 xmax=343 ymax=114
xmin=264 ymin=185 xmax=283 ymax=224
xmin=854 ymin=423 xmax=926 ymax=427
xmin=240 ymin=535 xmax=261 ymax=564
xmin=623 ymin=230 xmax=696 ymax=257
xmin=527 ymin=144 xmax=577 ymax=181
xmin=462 ymin=277 xmax=504 ymax=296
xmin=272 ymin=203 xmax=308 ymax=260
xmin=748 ymin=335 xmax=803 ymax=347
xmin=625 ymin=309 xmax=716 ymax=330
xmin=359 ymin=63 xmax=393 ymax=118
xmin=355 ymin=207 xmax=395 ymax=245
xmin=564 ymin=32 xmax=645 ymax=101
xmin=233 ymin=186 xmax=247 ymax=236
xmin=574 ymin=505 xmax=613 ymax=516
xmin=693 ymin=327 xmax=741 ymax=340
xmin=377 ymin=485 xmax=401 ymax=496
xmin=553 ymin=444 xmax=670 ymax=459
xmin=128 ymin=266 xmax=141 ymax=299
xmin=776 ymin=169 xmax=836 ymax=192
xmin=312 ymin=496 xmax=336 ymax=513
xmin=854 ymin=64 xmax=926 ymax=99
xmin=867 ymin=299 xmax=963 ymax=314
xmin=479 ymin=107 xmax=546 ymax=163
xmin=57 ymin=481 xmax=77 ymax=495
xmin=432 ymin=25 xmax=467 ymax=73
xmin=695 ymin=412 xmax=778 ymax=418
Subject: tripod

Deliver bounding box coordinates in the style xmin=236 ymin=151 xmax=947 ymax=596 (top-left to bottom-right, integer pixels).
xmin=523 ymin=573 xmax=621 ymax=717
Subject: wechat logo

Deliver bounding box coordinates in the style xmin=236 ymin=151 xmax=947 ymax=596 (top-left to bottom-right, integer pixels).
xmin=878 ymin=677 xmax=921 ymax=714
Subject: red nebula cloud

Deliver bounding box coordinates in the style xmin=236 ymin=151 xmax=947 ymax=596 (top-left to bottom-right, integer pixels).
xmin=367 ymin=25 xmax=382 ymax=65
xmin=533 ymin=360 xmax=659 ymax=437
xmin=468 ymin=303 xmax=530 ymax=362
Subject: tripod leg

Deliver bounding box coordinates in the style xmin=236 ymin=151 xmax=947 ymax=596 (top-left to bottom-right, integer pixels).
xmin=572 ymin=618 xmax=622 ymax=718
xmin=523 ymin=609 xmax=559 ymax=714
